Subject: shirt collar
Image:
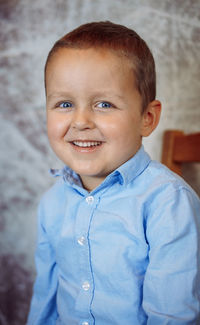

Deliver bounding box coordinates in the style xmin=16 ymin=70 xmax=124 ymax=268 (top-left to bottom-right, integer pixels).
xmin=49 ymin=145 xmax=151 ymax=187
xmin=114 ymin=145 xmax=151 ymax=185
xmin=49 ymin=166 xmax=82 ymax=187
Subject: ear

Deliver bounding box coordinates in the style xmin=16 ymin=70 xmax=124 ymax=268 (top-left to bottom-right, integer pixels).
xmin=141 ymin=100 xmax=161 ymax=137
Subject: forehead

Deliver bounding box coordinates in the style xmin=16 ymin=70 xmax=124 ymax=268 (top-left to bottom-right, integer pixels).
xmin=45 ymin=47 xmax=137 ymax=93
xmin=46 ymin=46 xmax=134 ymax=76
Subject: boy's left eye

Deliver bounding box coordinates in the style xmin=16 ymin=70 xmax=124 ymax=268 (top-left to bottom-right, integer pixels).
xmin=96 ymin=102 xmax=112 ymax=108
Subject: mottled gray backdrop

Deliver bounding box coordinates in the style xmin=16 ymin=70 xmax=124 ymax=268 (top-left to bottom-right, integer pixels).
xmin=0 ymin=0 xmax=200 ymax=324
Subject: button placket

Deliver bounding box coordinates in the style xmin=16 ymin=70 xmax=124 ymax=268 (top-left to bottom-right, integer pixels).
xmin=74 ymin=195 xmax=97 ymax=320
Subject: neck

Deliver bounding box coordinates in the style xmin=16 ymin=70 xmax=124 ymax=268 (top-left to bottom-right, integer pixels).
xmin=80 ymin=175 xmax=106 ymax=192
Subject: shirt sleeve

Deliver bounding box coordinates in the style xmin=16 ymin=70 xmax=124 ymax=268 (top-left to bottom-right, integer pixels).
xmin=27 ymin=201 xmax=58 ymax=325
xmin=143 ymin=187 xmax=200 ymax=324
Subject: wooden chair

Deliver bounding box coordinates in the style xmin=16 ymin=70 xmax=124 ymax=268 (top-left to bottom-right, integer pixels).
xmin=161 ymin=130 xmax=200 ymax=176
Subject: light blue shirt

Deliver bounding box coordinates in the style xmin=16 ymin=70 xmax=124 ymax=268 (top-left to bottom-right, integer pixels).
xmin=27 ymin=146 xmax=200 ymax=325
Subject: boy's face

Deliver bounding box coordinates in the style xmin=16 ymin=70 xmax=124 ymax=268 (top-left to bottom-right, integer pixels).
xmin=46 ymin=48 xmax=156 ymax=191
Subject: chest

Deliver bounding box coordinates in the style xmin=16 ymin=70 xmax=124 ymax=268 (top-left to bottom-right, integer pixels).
xmin=49 ymin=192 xmax=149 ymax=279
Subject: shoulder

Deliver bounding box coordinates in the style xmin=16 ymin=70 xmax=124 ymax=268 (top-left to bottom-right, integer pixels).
xmin=37 ymin=178 xmax=69 ymax=228
xmin=142 ymin=159 xmax=199 ymax=200
xmin=141 ymin=160 xmax=200 ymax=233
xmin=41 ymin=177 xmax=67 ymax=204
xmin=137 ymin=159 xmax=200 ymax=222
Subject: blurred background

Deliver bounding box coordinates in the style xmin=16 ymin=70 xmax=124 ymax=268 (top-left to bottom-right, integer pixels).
xmin=0 ymin=0 xmax=200 ymax=324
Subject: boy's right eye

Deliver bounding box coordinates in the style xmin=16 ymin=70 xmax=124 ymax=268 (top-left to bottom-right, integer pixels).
xmin=58 ymin=101 xmax=73 ymax=108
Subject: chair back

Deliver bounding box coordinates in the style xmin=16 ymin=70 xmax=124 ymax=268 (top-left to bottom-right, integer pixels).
xmin=161 ymin=130 xmax=200 ymax=175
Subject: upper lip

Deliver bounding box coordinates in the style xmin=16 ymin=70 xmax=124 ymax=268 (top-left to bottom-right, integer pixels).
xmin=68 ymin=139 xmax=104 ymax=143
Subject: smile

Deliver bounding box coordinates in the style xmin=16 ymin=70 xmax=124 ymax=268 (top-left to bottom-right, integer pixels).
xmin=72 ymin=141 xmax=102 ymax=147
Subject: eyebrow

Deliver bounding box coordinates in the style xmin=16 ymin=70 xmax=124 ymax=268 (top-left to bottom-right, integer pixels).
xmin=93 ymin=91 xmax=126 ymax=102
xmin=46 ymin=92 xmax=72 ymax=101
xmin=47 ymin=91 xmax=126 ymax=103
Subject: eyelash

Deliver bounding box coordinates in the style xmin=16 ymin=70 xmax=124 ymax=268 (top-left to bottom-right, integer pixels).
xmin=54 ymin=101 xmax=114 ymax=110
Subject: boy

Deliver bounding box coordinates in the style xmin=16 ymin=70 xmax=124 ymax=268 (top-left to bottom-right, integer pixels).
xmin=27 ymin=21 xmax=200 ymax=324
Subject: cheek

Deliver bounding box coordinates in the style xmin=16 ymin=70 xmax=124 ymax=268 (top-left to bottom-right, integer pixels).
xmin=101 ymin=116 xmax=135 ymax=140
xmin=47 ymin=115 xmax=69 ymax=140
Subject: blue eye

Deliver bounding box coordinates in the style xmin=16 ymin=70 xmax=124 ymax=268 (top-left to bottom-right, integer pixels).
xmin=59 ymin=102 xmax=72 ymax=108
xmin=97 ymin=102 xmax=112 ymax=108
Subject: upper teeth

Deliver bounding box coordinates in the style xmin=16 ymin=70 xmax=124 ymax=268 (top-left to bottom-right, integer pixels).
xmin=73 ymin=141 xmax=101 ymax=147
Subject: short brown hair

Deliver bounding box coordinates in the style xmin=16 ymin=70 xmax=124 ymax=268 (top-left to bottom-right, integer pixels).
xmin=45 ymin=21 xmax=156 ymax=112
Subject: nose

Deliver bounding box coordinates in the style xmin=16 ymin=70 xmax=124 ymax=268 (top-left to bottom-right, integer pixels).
xmin=71 ymin=107 xmax=95 ymax=130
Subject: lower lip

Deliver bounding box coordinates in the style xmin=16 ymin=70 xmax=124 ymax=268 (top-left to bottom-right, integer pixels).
xmin=70 ymin=142 xmax=103 ymax=153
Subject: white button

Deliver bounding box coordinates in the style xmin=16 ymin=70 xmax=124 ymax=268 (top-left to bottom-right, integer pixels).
xmin=82 ymin=281 xmax=90 ymax=291
xmin=77 ymin=236 xmax=86 ymax=246
xmin=86 ymin=196 xmax=94 ymax=204
xmin=82 ymin=322 xmax=89 ymax=325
